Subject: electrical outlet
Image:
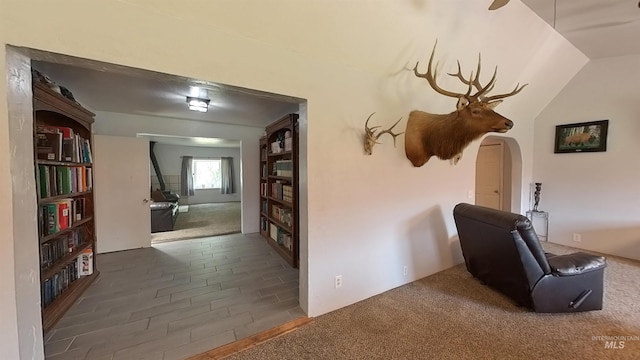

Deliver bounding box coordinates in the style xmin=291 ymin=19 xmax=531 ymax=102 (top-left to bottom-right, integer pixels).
xmin=335 ymin=275 xmax=342 ymax=288
xmin=467 ymin=190 xmax=474 ymax=199
xmin=403 ymin=265 xmax=408 ymax=276
xmin=572 ymin=233 xmax=582 ymax=242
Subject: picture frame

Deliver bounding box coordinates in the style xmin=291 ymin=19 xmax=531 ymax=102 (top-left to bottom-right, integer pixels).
xmin=554 ymin=120 xmax=609 ymax=153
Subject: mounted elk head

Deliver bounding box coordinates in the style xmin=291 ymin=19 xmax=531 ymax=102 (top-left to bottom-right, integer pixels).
xmin=364 ymin=112 xmax=404 ymax=155
xmin=405 ymin=42 xmax=527 ymax=167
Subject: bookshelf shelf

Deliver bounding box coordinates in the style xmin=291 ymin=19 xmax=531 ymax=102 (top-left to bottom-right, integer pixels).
xmin=41 ymin=241 xmax=94 ymax=280
xmin=268 ymin=150 xmax=292 ymax=157
xmin=39 ymin=216 xmax=94 ymax=244
xmin=268 ymin=196 xmax=293 ymax=207
xmin=41 ymin=273 xmax=98 ymax=331
xmin=259 ymin=114 xmax=299 ymax=268
xmin=268 ymin=237 xmax=294 ymax=264
xmin=269 ymin=217 xmax=292 ymax=233
xmin=39 ymin=191 xmax=93 ymax=204
xmin=269 ymin=175 xmax=292 ymax=181
xmin=37 ymin=160 xmax=93 ymax=167
xmin=32 ymin=77 xmax=98 ymax=333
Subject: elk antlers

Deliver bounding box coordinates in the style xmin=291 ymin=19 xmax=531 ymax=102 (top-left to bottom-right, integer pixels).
xmin=364 ymin=112 xmax=404 ymax=155
xmin=413 ymin=41 xmax=527 ymax=105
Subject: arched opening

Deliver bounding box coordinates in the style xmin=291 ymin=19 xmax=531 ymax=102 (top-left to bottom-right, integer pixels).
xmin=475 ymin=136 xmax=523 ymax=212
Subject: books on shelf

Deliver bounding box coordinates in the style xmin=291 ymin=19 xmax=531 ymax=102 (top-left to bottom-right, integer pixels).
xmin=270 ymin=181 xmax=293 ymax=203
xmin=38 ymin=165 xmax=93 ymax=198
xmin=36 ymin=125 xmax=93 ymax=163
xmin=36 ymin=131 xmax=62 ymax=161
xmin=38 ymin=198 xmax=88 ymax=236
xmin=40 ymin=230 xmax=86 ymax=270
xmin=41 ymin=260 xmax=79 ymax=308
xmin=282 ymin=185 xmax=293 ymax=202
xmin=260 ymin=216 xmax=268 ymax=232
xmin=271 ymin=205 xmax=292 ymax=227
xmin=274 ymin=160 xmax=292 ymax=177
xmin=269 ymin=222 xmax=292 ymax=251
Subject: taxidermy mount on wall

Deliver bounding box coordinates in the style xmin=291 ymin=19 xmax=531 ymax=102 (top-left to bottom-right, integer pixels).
xmin=404 ymin=42 xmax=527 ymax=167
xmin=363 ymin=112 xmax=403 ymax=155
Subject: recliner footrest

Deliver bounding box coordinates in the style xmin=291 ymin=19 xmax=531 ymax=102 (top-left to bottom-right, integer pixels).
xmin=548 ymin=252 xmax=606 ymax=276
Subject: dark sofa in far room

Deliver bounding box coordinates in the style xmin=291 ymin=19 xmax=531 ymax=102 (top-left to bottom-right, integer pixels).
xmin=150 ymin=190 xmax=179 ymax=233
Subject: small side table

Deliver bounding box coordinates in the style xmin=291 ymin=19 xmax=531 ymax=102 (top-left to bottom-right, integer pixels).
xmin=526 ymin=210 xmax=549 ymax=242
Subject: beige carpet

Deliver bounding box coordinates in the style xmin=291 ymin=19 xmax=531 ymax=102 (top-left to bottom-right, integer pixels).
xmin=225 ymin=242 xmax=640 ymax=360
xmin=151 ymin=202 xmax=241 ymax=243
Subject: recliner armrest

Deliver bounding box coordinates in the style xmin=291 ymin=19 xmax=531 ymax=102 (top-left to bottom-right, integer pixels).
xmin=548 ymin=252 xmax=606 ymax=276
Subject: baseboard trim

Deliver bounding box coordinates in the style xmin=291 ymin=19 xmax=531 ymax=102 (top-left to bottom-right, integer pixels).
xmin=187 ymin=316 xmax=313 ymax=360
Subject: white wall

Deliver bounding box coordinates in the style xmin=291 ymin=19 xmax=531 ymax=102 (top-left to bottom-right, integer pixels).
xmin=3 ymin=47 xmax=44 ymax=360
xmin=533 ymin=54 xmax=640 ymax=261
xmin=150 ymin=143 xmax=241 ymax=204
xmin=1 ymin=1 xmax=589 ymax=355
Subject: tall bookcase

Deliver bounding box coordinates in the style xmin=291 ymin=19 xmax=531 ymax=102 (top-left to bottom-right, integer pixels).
xmin=32 ymin=80 xmax=99 ymax=332
xmin=260 ymin=114 xmax=299 ymax=268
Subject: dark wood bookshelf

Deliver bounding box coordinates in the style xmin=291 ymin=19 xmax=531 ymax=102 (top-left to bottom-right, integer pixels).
xmin=32 ymin=75 xmax=98 ymax=333
xmin=267 ymin=236 xmax=294 ymax=264
xmin=259 ymin=114 xmax=299 ymax=268
xmin=41 ymin=273 xmax=98 ymax=332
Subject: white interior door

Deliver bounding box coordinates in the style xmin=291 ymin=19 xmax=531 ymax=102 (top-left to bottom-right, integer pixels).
xmin=94 ymin=135 xmax=150 ymax=253
xmin=475 ymin=143 xmax=503 ymax=210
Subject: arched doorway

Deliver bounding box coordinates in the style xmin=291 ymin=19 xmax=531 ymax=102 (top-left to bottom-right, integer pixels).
xmin=475 ymin=136 xmax=523 ymax=212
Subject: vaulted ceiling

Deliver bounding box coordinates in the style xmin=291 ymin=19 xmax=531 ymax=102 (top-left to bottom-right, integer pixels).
xmin=30 ymin=1 xmax=639 ymax=148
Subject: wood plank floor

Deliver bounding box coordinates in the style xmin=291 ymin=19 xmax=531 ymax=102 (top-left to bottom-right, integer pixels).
xmin=44 ymin=233 xmax=303 ymax=360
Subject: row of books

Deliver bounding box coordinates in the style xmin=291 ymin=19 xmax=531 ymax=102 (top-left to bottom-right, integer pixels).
xmin=273 ymin=160 xmax=292 ymax=177
xmin=272 ymin=181 xmax=293 ymax=203
xmin=260 ymin=216 xmax=268 ymax=233
xmin=36 ymin=125 xmax=93 ymax=163
xmin=261 ymin=200 xmax=268 ymax=215
xmin=41 ymin=248 xmax=94 ymax=308
xmin=260 ymin=147 xmax=267 ymax=161
xmin=272 ymin=205 xmax=293 ymax=227
xmin=38 ymin=165 xmax=93 ymax=198
xmin=260 ymin=182 xmax=268 ymax=197
xmin=40 ymin=230 xmax=87 ymax=270
xmin=38 ymin=198 xmax=87 ymax=236
xmin=269 ymin=223 xmax=293 ymax=251
xmin=42 ymin=260 xmax=79 ymax=308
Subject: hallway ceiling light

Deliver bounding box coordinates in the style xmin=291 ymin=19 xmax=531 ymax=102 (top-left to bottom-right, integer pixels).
xmin=186 ymin=96 xmax=210 ymax=112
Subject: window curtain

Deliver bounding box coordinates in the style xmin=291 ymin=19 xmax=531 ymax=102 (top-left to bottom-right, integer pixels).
xmin=180 ymin=156 xmax=195 ymax=196
xmin=220 ymin=157 xmax=235 ymax=194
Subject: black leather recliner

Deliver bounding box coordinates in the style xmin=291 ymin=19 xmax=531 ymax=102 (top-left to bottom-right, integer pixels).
xmin=453 ymin=203 xmax=606 ymax=313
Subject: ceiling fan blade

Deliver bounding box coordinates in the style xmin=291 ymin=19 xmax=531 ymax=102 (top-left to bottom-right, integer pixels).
xmin=488 ymin=0 xmax=510 ymax=11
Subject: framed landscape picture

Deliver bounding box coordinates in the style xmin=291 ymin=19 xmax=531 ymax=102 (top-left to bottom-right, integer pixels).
xmin=554 ymin=120 xmax=609 ymax=153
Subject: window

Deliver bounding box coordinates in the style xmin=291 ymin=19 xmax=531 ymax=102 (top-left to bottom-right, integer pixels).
xmin=193 ymin=159 xmax=221 ymax=189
